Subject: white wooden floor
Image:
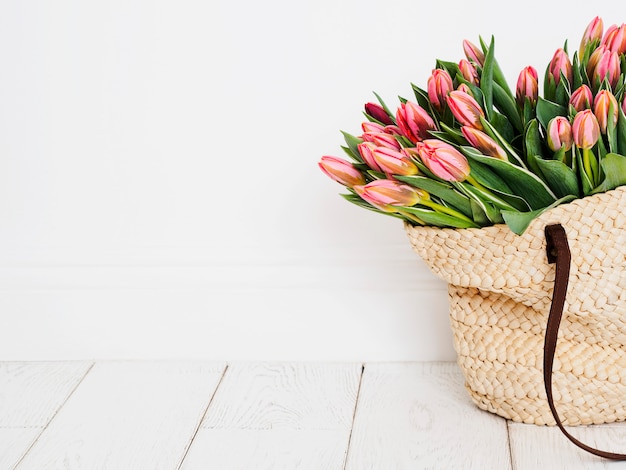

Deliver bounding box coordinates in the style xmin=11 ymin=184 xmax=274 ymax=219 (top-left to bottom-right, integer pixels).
xmin=2 ymin=361 xmax=626 ymax=469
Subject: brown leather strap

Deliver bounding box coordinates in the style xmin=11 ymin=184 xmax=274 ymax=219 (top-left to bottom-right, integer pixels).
xmin=544 ymin=223 xmax=626 ymax=460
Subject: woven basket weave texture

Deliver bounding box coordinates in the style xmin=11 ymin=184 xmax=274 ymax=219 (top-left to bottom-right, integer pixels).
xmin=405 ymin=185 xmax=626 ymax=425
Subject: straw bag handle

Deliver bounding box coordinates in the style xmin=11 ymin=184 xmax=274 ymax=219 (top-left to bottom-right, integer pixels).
xmin=544 ymin=223 xmax=626 ymax=460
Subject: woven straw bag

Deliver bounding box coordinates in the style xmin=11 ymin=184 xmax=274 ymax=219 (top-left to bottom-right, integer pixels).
xmin=405 ymin=185 xmax=626 ymax=447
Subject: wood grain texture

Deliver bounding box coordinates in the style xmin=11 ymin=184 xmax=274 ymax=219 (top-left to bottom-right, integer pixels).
xmin=0 ymin=428 xmax=41 ymax=470
xmin=180 ymin=362 xmax=362 ymax=469
xmin=180 ymin=429 xmax=350 ymax=470
xmin=509 ymin=422 xmax=626 ymax=469
xmin=201 ymin=362 xmax=363 ymax=430
xmin=13 ymin=361 xmax=226 ymax=470
xmin=0 ymin=362 xmax=92 ymax=427
xmin=344 ymin=362 xmax=512 ymax=470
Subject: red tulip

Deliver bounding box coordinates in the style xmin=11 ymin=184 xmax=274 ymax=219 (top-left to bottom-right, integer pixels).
xmin=364 ymin=102 xmax=393 ymax=125
xmin=395 ymin=101 xmax=437 ymax=144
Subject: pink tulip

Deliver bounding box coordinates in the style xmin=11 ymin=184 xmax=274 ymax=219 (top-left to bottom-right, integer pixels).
xmin=586 ymin=45 xmax=608 ymax=78
xmin=546 ymin=117 xmax=573 ymax=152
xmin=446 ymin=90 xmax=485 ymax=130
xmin=361 ymin=122 xmax=385 ymax=134
xmin=417 ymin=139 xmax=471 ymax=182
xmin=372 ymin=147 xmax=418 ymax=176
xmin=569 ymin=85 xmax=593 ymax=111
xmin=318 ymin=156 xmax=366 ymax=188
xmin=456 ymin=83 xmax=473 ymax=95
xmin=353 ymin=180 xmax=424 ymax=211
xmin=572 ymin=109 xmax=600 ymax=149
xmin=602 ymin=23 xmax=626 ymax=55
xmin=458 ymin=59 xmax=479 ymax=85
xmin=592 ymin=49 xmax=620 ymax=89
xmin=384 ymin=125 xmax=402 ymax=135
xmin=395 ymin=101 xmax=437 ymax=144
xmin=370 ymin=133 xmax=401 ymax=150
xmin=594 ymin=89 xmax=619 ymax=134
xmin=515 ymin=66 xmax=538 ymax=106
xmin=357 ymin=142 xmax=382 ymax=172
xmin=463 ymin=39 xmax=485 ymax=66
xmin=548 ymin=48 xmax=573 ymax=86
xmin=427 ymin=68 xmax=454 ymax=111
xmin=580 ymin=16 xmax=604 ymax=55
xmin=461 ymin=126 xmax=507 ymax=160
xmin=364 ymin=102 xmax=393 ymax=125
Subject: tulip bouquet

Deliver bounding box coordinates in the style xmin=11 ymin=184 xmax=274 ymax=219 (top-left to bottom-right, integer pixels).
xmin=319 ymin=16 xmax=626 ymax=234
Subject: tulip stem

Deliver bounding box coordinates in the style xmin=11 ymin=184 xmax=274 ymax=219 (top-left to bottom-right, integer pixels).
xmin=396 ymin=209 xmax=425 ymax=225
xmin=582 ymin=148 xmax=599 ymax=186
xmin=420 ymin=200 xmax=474 ymax=223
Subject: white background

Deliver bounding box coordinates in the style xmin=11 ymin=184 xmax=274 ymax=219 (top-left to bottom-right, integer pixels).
xmin=0 ymin=0 xmax=620 ymax=361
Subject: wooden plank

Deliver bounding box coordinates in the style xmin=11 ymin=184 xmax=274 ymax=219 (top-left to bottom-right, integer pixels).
xmin=180 ymin=362 xmax=362 ymax=469
xmin=0 ymin=428 xmax=41 ymax=470
xmin=0 ymin=361 xmax=92 ymax=426
xmin=509 ymin=422 xmax=626 ymax=469
xmin=344 ymin=362 xmax=512 ymax=470
xmin=14 ymin=361 xmax=226 ymax=470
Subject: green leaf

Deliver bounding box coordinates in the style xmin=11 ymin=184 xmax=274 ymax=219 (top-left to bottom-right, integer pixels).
xmin=480 ymin=35 xmax=495 ymax=120
xmin=372 ymin=92 xmax=396 ymax=124
xmin=399 ymin=206 xmax=480 ymax=229
xmin=480 ymin=118 xmax=525 ymax=167
xmin=436 ymin=60 xmax=461 ymax=79
xmin=529 ymin=155 xmax=580 ymax=198
xmin=340 ymin=193 xmax=405 ymax=219
xmin=456 ymin=182 xmax=505 ymax=223
xmin=341 ymin=131 xmax=363 ymax=161
xmin=469 ymin=199 xmax=490 ymax=225
xmin=591 ymin=152 xmax=626 ymax=193
xmin=395 ymin=175 xmax=473 ymax=217
xmin=524 ymin=119 xmax=544 ymax=174
xmin=536 ymin=97 xmax=567 ymax=130
xmin=410 ymin=83 xmax=433 ymax=112
xmin=501 ymin=195 xmax=577 ymax=235
xmin=493 ymin=81 xmax=523 ymax=133
xmin=462 ymin=146 xmax=558 ymax=209
xmin=607 ymin=99 xmax=619 ymax=154
xmin=618 ymin=107 xmax=626 ymax=156
xmin=341 ymin=145 xmax=362 ymax=163
xmin=574 ymin=147 xmax=593 ymax=195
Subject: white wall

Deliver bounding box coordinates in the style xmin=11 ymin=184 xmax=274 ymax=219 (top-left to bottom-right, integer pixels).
xmin=0 ymin=0 xmax=620 ymax=360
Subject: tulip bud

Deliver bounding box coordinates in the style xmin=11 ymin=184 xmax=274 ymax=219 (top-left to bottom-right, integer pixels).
xmin=446 ymin=90 xmax=485 ymax=130
xmin=461 ymin=126 xmax=507 ymax=160
xmin=357 ymin=142 xmax=382 ymax=172
xmin=361 ymin=122 xmax=385 ymax=134
xmin=395 ymin=101 xmax=437 ymax=144
xmin=569 ymin=85 xmax=593 ymax=112
xmin=548 ymin=48 xmax=573 ymax=86
xmin=602 ymin=23 xmax=626 ymax=55
xmin=353 ymin=180 xmax=424 ymax=211
xmin=594 ymin=89 xmax=619 ymax=134
xmin=586 ymin=45 xmax=608 ymax=78
xmin=364 ymin=102 xmax=394 ymax=125
xmin=456 ymin=83 xmax=473 ymax=95
xmin=546 ymin=117 xmax=573 ymax=152
xmin=592 ymin=49 xmax=620 ymax=89
xmin=384 ymin=125 xmax=402 ymax=135
xmin=579 ymin=16 xmax=604 ymax=55
xmin=463 ymin=39 xmax=485 ymax=66
xmin=515 ymin=66 xmax=538 ymax=106
xmin=371 ymin=133 xmax=401 ymax=151
xmin=318 ymin=156 xmax=366 ymax=188
xmin=372 ymin=147 xmax=418 ymax=176
xmin=572 ymin=109 xmax=600 ymax=149
xmin=458 ymin=59 xmax=479 ymax=85
xmin=417 ymin=139 xmax=471 ymax=182
xmin=427 ymin=68 xmax=454 ymax=111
